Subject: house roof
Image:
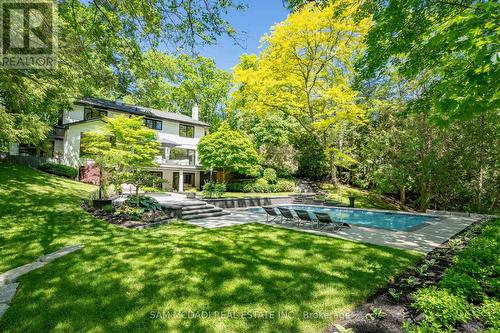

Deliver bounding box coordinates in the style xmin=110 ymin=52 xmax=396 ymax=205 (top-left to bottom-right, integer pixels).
xmin=74 ymin=97 xmax=208 ymax=127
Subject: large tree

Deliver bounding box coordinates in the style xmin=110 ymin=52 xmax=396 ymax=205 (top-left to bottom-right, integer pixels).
xmin=126 ymin=52 xmax=231 ymax=130
xmin=197 ymin=122 xmax=261 ymax=180
xmin=81 ymin=115 xmax=159 ymax=199
xmin=233 ymin=1 xmax=371 ymax=183
xmin=0 ymin=0 xmax=243 ymax=151
xmin=361 ymin=0 xmax=499 ymax=122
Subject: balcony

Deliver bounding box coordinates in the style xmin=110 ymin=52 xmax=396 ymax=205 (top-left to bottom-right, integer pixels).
xmin=155 ymin=157 xmax=195 ymax=167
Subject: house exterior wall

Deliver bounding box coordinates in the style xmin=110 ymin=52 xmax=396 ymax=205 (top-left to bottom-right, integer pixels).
xmin=62 ymin=120 xmax=105 ymax=167
xmin=9 ymin=143 xmax=19 ymax=156
xmin=10 ymin=101 xmax=207 ymax=192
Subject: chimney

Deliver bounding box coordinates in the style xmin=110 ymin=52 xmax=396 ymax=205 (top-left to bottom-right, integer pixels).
xmin=191 ymin=104 xmax=199 ymax=121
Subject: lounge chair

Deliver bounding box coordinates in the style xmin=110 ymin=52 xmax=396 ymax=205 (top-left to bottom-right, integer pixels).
xmin=294 ymin=209 xmax=316 ymax=228
xmin=313 ymin=212 xmax=350 ymax=231
xmin=277 ymin=207 xmax=299 ymax=225
xmin=263 ymin=206 xmax=280 ymax=223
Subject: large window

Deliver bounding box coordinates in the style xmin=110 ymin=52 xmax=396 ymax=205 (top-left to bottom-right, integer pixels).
xmin=169 ymin=148 xmax=195 ymax=166
xmin=84 ymin=107 xmax=107 ymax=120
xmin=145 ymin=118 xmax=162 ymax=130
xmin=179 ymin=124 xmax=194 ymax=138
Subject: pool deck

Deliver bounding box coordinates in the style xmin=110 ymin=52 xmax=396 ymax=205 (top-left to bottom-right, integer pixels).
xmin=186 ymin=207 xmax=481 ymax=253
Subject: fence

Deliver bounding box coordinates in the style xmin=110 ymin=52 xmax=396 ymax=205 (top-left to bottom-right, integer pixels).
xmin=4 ymin=155 xmax=59 ymax=168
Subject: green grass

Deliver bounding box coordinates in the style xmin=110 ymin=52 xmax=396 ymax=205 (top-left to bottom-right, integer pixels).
xmin=0 ymin=163 xmax=421 ymax=332
xmin=318 ymin=183 xmax=407 ymax=211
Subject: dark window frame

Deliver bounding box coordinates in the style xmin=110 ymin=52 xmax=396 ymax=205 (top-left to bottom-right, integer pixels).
xmin=169 ymin=148 xmax=195 ymax=166
xmin=179 ymin=124 xmax=194 ymax=138
xmin=84 ymin=107 xmax=108 ymax=120
xmin=144 ymin=118 xmax=162 ymax=130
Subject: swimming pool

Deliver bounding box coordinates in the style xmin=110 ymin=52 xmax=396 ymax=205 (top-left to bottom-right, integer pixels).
xmin=251 ymin=205 xmax=439 ymax=231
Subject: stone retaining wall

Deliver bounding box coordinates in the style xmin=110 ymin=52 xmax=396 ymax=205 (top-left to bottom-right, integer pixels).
xmin=203 ymin=196 xmax=292 ymax=209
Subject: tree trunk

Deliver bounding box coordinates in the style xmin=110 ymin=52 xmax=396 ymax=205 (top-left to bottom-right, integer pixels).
xmin=98 ymin=167 xmax=102 ymax=199
xmin=135 ymin=185 xmax=140 ymax=208
xmin=329 ymin=156 xmax=337 ymax=185
xmin=400 ymin=186 xmax=406 ymax=205
xmin=420 ymin=182 xmax=430 ymax=212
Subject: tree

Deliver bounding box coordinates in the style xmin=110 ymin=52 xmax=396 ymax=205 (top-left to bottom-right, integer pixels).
xmin=0 ymin=0 xmax=242 ymax=151
xmin=361 ymin=0 xmax=499 ymax=122
xmin=126 ymin=52 xmax=231 ymax=130
xmin=233 ymin=1 xmax=371 ymax=183
xmin=197 ymin=123 xmax=261 ymax=180
xmin=81 ymin=115 xmax=159 ymax=200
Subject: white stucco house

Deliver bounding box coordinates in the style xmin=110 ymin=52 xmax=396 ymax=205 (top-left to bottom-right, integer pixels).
xmin=8 ymin=97 xmax=210 ymax=192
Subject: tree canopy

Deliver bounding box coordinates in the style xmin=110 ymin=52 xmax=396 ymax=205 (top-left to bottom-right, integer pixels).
xmin=197 ymin=123 xmax=261 ymax=179
xmin=125 ymin=52 xmax=231 ymax=130
xmin=0 ymin=0 xmax=242 ymax=151
xmin=233 ymin=1 xmax=371 ymax=182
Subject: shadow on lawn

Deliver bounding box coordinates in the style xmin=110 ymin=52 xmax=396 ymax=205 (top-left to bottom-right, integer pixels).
xmin=0 ymin=163 xmax=420 ymax=332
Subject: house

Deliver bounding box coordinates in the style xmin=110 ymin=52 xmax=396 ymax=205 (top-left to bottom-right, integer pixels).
xmin=8 ymin=97 xmax=210 ymax=192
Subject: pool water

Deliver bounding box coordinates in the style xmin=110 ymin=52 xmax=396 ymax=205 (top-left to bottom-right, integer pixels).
xmin=252 ymin=205 xmax=438 ymax=231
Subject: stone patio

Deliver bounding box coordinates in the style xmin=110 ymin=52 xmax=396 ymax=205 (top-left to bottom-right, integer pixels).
xmin=186 ymin=208 xmax=481 ymax=253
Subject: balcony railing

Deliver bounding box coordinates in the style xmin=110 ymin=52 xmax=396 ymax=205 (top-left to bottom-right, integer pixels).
xmin=155 ymin=157 xmax=195 ymax=166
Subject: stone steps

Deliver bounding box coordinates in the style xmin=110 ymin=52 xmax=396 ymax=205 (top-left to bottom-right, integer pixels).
xmin=182 ymin=207 xmax=223 ymax=216
xmin=182 ymin=211 xmax=231 ymax=220
xmin=181 ymin=204 xmax=216 ymax=212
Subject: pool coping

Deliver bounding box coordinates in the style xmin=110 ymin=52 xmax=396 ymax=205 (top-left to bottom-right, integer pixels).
xmin=187 ymin=206 xmax=482 ymax=253
xmin=258 ymin=204 xmax=442 ymax=232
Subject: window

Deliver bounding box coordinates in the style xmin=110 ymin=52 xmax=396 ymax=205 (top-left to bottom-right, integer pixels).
xmin=145 ymin=118 xmax=162 ymax=130
xmin=18 ymin=144 xmax=37 ymax=156
xmin=84 ymin=107 xmax=107 ymax=120
xmin=179 ymin=124 xmax=194 ymax=138
xmin=169 ymin=148 xmax=195 ymax=166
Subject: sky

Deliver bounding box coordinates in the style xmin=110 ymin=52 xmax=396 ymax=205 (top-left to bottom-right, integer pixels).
xmin=198 ymin=1 xmax=289 ymax=72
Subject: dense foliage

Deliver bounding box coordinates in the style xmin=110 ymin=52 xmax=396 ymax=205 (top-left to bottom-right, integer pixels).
xmin=233 ymin=1 xmax=370 ymax=183
xmin=126 ymin=196 xmax=162 ymax=213
xmin=198 ymin=123 xmax=261 ymax=179
xmin=231 ymin=0 xmax=499 ymax=213
xmin=227 ymin=179 xmax=295 ymax=193
xmin=407 ymin=220 xmax=500 ymax=332
xmin=125 ymin=52 xmax=231 ymax=130
xmin=38 ymin=163 xmax=78 ymax=179
xmin=81 ymin=115 xmax=159 ymax=199
xmin=0 ymin=0 xmax=242 ymax=151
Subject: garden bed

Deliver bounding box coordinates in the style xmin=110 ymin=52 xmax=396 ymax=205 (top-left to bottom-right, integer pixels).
xmin=82 ymin=202 xmax=174 ymax=229
xmin=326 ymin=217 xmax=498 ymax=333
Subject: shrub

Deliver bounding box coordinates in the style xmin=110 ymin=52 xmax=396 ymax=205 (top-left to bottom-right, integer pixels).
xmin=38 ymin=162 xmax=78 ymax=179
xmin=226 ymin=180 xmax=254 ymax=192
xmin=252 ymin=178 xmax=269 ymax=193
xmin=203 ymin=181 xmax=226 ymax=198
xmin=412 ymin=286 xmax=472 ymax=327
xmin=274 ymin=179 xmax=295 ymax=192
xmin=126 ymin=195 xmax=162 ymax=212
xmin=142 ymin=186 xmax=161 ymax=193
xmin=401 ymin=320 xmax=453 ymax=333
xmin=439 ymin=270 xmax=485 ymax=302
xmin=102 ymin=204 xmax=115 ymax=214
xmin=476 ymin=298 xmax=500 ymax=329
xmin=262 ymin=168 xmax=277 ymax=184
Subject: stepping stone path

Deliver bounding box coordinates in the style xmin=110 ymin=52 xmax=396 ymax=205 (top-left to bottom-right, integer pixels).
xmin=0 ymin=244 xmax=83 ymax=322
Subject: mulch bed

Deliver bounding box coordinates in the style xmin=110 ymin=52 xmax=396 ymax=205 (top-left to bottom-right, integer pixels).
xmin=325 ymin=218 xmax=490 ymax=333
xmin=82 ymin=202 xmax=173 ymax=228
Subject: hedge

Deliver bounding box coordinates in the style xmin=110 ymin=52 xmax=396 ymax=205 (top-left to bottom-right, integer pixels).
xmin=226 ymin=178 xmax=295 ymax=193
xmin=38 ymin=162 xmax=78 ymax=179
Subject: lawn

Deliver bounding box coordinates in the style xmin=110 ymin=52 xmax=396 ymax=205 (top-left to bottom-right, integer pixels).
xmin=0 ymin=163 xmax=421 ymax=333
xmin=318 ymin=183 xmax=408 ymax=211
